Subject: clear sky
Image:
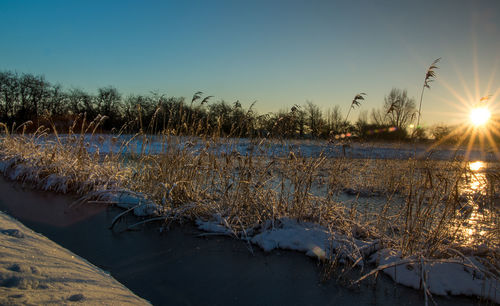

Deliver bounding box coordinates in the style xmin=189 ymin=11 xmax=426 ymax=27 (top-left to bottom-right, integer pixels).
xmin=1 ymin=0 xmax=499 ymax=126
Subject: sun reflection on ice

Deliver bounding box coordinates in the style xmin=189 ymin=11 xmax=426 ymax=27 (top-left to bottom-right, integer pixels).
xmin=469 ymin=161 xmax=485 ymax=172
xmin=454 ymin=161 xmax=496 ymax=247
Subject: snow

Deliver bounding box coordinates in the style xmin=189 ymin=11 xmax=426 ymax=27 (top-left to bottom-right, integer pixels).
xmin=0 ymin=211 xmax=150 ymax=305
xmin=41 ymin=134 xmax=498 ymax=161
xmin=0 ymin=156 xmax=159 ymax=217
xmin=198 ymin=217 xmax=378 ymax=263
xmin=371 ymin=249 xmax=499 ymax=303
xmin=105 ymin=191 xmax=159 ymax=217
xmin=195 ymin=219 xmax=232 ymax=234
xmin=251 ymin=218 xmax=332 ymax=258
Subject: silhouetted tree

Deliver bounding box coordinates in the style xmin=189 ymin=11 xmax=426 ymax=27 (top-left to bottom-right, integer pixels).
xmin=384 ymin=88 xmax=416 ymax=131
xmin=96 ymin=86 xmax=121 ymax=129
xmin=323 ymin=105 xmax=344 ymax=137
xmin=67 ymin=88 xmax=94 ymax=116
xmin=208 ymin=100 xmax=232 ymax=135
xmin=305 ymin=101 xmax=323 ymax=137
xmin=18 ymin=73 xmax=49 ymax=121
xmin=0 ymin=69 xmax=433 ymax=140
xmin=0 ymin=71 xmax=19 ymax=122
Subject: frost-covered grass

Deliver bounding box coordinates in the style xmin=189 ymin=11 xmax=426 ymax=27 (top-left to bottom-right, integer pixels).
xmin=0 ymin=122 xmax=499 ymax=303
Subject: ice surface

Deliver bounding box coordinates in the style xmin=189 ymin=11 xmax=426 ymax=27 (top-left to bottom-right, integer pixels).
xmin=40 ymin=134 xmax=498 ymax=161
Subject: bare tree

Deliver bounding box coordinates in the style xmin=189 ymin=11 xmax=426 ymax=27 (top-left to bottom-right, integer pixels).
xmin=96 ymin=86 xmax=121 ymax=128
xmin=384 ymin=88 xmax=416 ymax=131
xmin=305 ymin=101 xmax=323 ymax=137
xmin=355 ymin=110 xmax=369 ymax=130
xmin=0 ymin=71 xmax=19 ymax=120
xmin=19 ymin=73 xmax=48 ymax=120
xmin=68 ymin=88 xmax=94 ymax=115
xmin=325 ymin=106 xmax=342 ymax=131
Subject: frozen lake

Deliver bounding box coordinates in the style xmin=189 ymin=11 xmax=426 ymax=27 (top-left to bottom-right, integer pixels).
xmin=48 ymin=134 xmax=498 ymax=161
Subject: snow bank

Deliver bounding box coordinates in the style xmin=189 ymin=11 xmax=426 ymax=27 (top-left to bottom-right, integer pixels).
xmin=0 ymin=156 xmax=77 ymax=193
xmin=197 ymin=218 xmax=378 ymax=262
xmin=250 ymin=219 xmax=379 ymax=262
xmin=371 ymin=249 xmax=499 ymax=303
xmin=0 ymin=211 xmax=150 ymax=305
xmin=251 ymin=218 xmax=332 ymax=258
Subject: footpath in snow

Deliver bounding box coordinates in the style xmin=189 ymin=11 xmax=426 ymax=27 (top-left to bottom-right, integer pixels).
xmin=0 ymin=211 xmax=150 ymax=305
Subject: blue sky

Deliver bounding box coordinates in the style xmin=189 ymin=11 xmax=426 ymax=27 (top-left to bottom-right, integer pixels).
xmin=1 ymin=0 xmax=499 ymax=125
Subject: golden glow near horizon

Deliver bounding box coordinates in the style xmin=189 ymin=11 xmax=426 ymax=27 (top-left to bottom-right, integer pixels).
xmin=469 ymin=107 xmax=491 ymax=126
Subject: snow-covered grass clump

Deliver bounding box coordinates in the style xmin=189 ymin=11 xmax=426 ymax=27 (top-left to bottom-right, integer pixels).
xmin=249 ymin=218 xmax=376 ymax=260
xmin=368 ymin=249 xmax=499 ymax=303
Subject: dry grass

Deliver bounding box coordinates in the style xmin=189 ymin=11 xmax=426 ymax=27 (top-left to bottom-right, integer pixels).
xmin=0 ymin=119 xmax=499 ymax=285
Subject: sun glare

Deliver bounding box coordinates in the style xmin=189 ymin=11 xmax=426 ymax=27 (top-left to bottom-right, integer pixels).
xmin=469 ymin=107 xmax=490 ymax=126
xmin=469 ymin=161 xmax=484 ymax=171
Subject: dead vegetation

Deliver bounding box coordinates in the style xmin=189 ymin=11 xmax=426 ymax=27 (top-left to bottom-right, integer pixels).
xmin=0 ymin=118 xmax=499 ymax=299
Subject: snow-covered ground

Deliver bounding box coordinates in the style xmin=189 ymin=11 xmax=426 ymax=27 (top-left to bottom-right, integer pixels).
xmin=48 ymin=134 xmax=498 ymax=161
xmin=0 ymin=211 xmax=150 ymax=305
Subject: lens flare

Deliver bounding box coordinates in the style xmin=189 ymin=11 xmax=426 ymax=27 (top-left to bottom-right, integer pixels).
xmin=469 ymin=107 xmax=490 ymax=126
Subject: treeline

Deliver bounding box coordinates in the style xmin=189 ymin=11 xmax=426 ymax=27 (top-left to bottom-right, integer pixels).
xmin=0 ymin=70 xmax=431 ymax=140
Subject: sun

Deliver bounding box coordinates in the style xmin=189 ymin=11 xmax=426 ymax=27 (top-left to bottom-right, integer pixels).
xmin=469 ymin=107 xmax=490 ymax=126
